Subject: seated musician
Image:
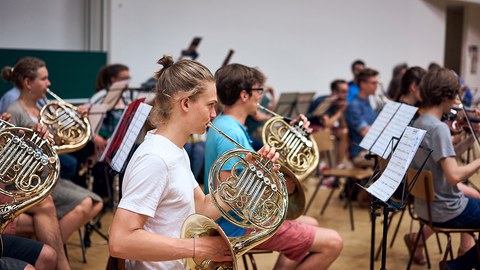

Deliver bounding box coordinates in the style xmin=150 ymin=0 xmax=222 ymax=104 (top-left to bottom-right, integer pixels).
xmin=395 ymin=66 xmax=480 ymax=265
xmin=307 ymin=79 xmax=349 ymax=169
xmin=1 ymin=57 xmax=103 ymax=246
xmin=345 ymin=68 xmax=379 ymax=168
xmin=411 ymin=67 xmax=480 ymax=270
xmin=0 ymin=112 xmax=71 ymax=270
xmin=204 ymin=63 xmax=343 ymax=270
xmin=109 ymin=56 xmax=246 ymax=269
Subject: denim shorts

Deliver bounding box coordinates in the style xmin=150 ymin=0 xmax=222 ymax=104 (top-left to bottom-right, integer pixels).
xmin=433 ymin=197 xmax=480 ymax=229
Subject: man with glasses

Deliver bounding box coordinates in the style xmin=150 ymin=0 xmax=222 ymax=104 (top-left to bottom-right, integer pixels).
xmin=245 ymin=85 xmax=277 ymax=150
xmin=204 ymin=63 xmax=343 ymax=270
xmin=345 ymin=68 xmax=379 ymax=165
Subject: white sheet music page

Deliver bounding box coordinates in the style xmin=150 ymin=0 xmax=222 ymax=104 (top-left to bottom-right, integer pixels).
xmin=111 ymin=102 xmax=152 ymax=172
xmin=371 ymin=103 xmax=418 ymax=158
xmin=367 ymin=127 xmax=426 ymax=202
xmin=359 ymin=102 xmax=400 ymax=151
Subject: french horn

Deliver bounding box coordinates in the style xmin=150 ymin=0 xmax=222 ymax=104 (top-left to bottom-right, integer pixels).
xmin=259 ymin=104 xmax=319 ymax=181
xmin=258 ymin=104 xmax=316 ymax=217
xmin=181 ymin=122 xmax=288 ymax=270
xmin=0 ymin=119 xmax=60 ymax=233
xmin=39 ymin=88 xmax=92 ymax=154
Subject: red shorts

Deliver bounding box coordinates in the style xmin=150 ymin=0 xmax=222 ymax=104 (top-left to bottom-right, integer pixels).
xmin=253 ymin=220 xmax=316 ymax=262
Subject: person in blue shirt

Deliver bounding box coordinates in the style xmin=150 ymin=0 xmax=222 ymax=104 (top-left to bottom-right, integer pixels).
xmin=205 ymin=63 xmax=343 ymax=270
xmin=346 ymin=59 xmax=365 ymax=103
xmin=345 ymin=68 xmax=379 ymax=166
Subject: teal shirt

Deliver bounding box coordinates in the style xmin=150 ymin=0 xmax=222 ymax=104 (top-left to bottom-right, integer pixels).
xmin=204 ymin=114 xmax=253 ymax=236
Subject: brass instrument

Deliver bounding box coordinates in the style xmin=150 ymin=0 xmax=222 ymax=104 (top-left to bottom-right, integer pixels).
xmin=181 ymin=122 xmax=288 ymax=270
xmin=259 ymin=104 xmax=319 ymax=181
xmin=39 ymin=88 xmax=92 ymax=154
xmin=0 ymin=119 xmax=60 ymax=238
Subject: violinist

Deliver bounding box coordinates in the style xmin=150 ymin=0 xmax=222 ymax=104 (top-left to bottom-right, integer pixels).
xmin=402 ymin=67 xmax=480 ymax=269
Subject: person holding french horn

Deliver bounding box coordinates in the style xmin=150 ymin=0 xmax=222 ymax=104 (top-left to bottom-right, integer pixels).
xmin=204 ymin=63 xmax=343 ymax=270
xmin=109 ymin=56 xmax=282 ymax=269
xmin=1 ymin=56 xmax=103 ymax=250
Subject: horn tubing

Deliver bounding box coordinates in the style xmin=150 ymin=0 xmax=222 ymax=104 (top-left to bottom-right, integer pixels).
xmin=46 ymin=88 xmax=66 ymax=104
xmin=257 ymin=103 xmax=281 ymax=117
xmin=207 ymin=122 xmax=245 ymax=149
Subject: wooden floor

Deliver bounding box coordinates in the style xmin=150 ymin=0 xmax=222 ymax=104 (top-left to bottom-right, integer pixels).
xmin=67 ymin=174 xmax=475 ymax=270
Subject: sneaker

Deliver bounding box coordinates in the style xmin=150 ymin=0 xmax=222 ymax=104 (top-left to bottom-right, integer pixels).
xmin=320 ymin=176 xmax=335 ymax=189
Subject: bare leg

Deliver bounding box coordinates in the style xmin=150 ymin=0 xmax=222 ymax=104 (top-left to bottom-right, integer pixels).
xmin=16 ymin=196 xmax=71 ymax=270
xmin=34 ymin=244 xmax=57 ymax=270
xmin=274 ymin=227 xmax=343 ymax=270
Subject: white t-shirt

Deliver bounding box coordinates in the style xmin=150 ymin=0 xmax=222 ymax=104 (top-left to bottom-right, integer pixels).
xmin=118 ymin=131 xmax=199 ymax=270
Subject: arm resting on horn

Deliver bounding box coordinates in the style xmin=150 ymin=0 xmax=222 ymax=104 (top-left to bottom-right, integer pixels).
xmin=109 ymin=208 xmax=231 ymax=262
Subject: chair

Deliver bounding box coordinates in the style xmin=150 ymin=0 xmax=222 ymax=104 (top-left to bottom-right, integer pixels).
xmin=241 ymin=249 xmax=273 ymax=270
xmin=406 ymin=169 xmax=480 ymax=270
xmin=305 ymin=128 xmax=373 ymax=230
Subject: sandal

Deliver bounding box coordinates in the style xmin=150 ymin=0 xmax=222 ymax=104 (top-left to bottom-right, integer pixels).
xmin=404 ymin=234 xmax=427 ymax=265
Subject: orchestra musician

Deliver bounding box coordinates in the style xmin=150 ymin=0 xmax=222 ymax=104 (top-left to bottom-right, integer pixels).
xmin=0 ymin=110 xmax=70 ymax=270
xmin=204 ymin=63 xmax=343 ymax=270
xmin=411 ymin=67 xmax=480 ymax=269
xmin=108 ymin=56 xmax=280 ymax=269
xmin=395 ymin=66 xmax=480 ymax=265
xmin=1 ymin=56 xmax=103 ymax=245
xmin=307 ymin=79 xmax=349 ymax=169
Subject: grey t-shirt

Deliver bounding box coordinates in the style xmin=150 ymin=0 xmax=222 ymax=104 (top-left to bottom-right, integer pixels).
xmin=412 ymin=114 xmax=468 ymax=223
xmin=5 ymin=100 xmax=38 ymax=128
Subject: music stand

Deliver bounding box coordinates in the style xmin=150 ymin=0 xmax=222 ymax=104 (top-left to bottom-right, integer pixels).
xmin=275 ymin=92 xmax=298 ymax=117
xmin=274 ymin=92 xmax=315 ymax=118
xmin=83 ymin=81 xmax=130 ymax=244
xmin=360 ymin=128 xmax=431 ymax=270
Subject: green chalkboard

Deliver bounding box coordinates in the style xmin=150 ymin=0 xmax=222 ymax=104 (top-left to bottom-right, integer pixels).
xmin=0 ymin=48 xmax=107 ymax=99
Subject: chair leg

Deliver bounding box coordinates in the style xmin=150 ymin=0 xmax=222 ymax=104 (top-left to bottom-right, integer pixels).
xmin=320 ymin=178 xmax=339 ymax=215
xmin=78 ymin=228 xmax=87 ymax=263
xmin=389 ymin=207 xmax=406 ymax=248
xmin=435 ymin=232 xmax=443 ymax=254
xmin=242 ymin=254 xmax=249 ymax=270
xmin=248 ymin=253 xmax=258 ymax=270
xmin=304 ymin=177 xmax=324 ymax=214
xmin=407 ymin=223 xmax=424 ymax=270
xmin=422 ymin=230 xmax=431 ymax=269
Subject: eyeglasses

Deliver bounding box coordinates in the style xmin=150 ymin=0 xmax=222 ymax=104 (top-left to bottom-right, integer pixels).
xmin=250 ymin=88 xmax=264 ymax=95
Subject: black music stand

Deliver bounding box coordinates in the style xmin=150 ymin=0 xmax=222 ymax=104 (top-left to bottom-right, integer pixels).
xmin=83 ymin=81 xmax=130 ymax=246
xmin=360 ymin=135 xmax=432 ymax=270
xmin=274 ymin=92 xmax=315 ymax=118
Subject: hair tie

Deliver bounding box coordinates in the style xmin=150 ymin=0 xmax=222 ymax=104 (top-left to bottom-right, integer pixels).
xmin=164 ymin=62 xmax=173 ymax=69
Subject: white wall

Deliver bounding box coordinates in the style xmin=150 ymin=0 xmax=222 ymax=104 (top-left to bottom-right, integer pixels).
xmin=0 ymin=0 xmax=453 ymax=97
xmin=109 ymin=0 xmax=446 ymax=96
xmin=461 ymin=3 xmax=480 ymax=92
xmin=0 ymin=0 xmax=86 ymax=50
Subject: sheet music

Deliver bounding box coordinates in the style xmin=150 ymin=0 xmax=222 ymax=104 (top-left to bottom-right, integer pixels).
xmin=372 ymin=104 xmax=418 ymax=158
xmin=359 ymin=102 xmax=400 ymax=150
xmin=110 ymin=102 xmax=152 ymax=172
xmin=367 ymin=127 xmax=426 ymax=202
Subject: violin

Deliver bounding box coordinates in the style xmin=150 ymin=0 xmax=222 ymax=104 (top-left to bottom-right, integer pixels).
xmin=442 ymin=111 xmax=480 ymax=135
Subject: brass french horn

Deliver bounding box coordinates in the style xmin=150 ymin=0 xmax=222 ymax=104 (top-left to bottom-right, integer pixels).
xmin=258 ymin=104 xmax=316 ymax=218
xmin=0 ymin=119 xmax=60 ymax=233
xmin=259 ymin=104 xmax=319 ymax=181
xmin=39 ymin=88 xmax=91 ymax=154
xmin=181 ymin=122 xmax=288 ymax=270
